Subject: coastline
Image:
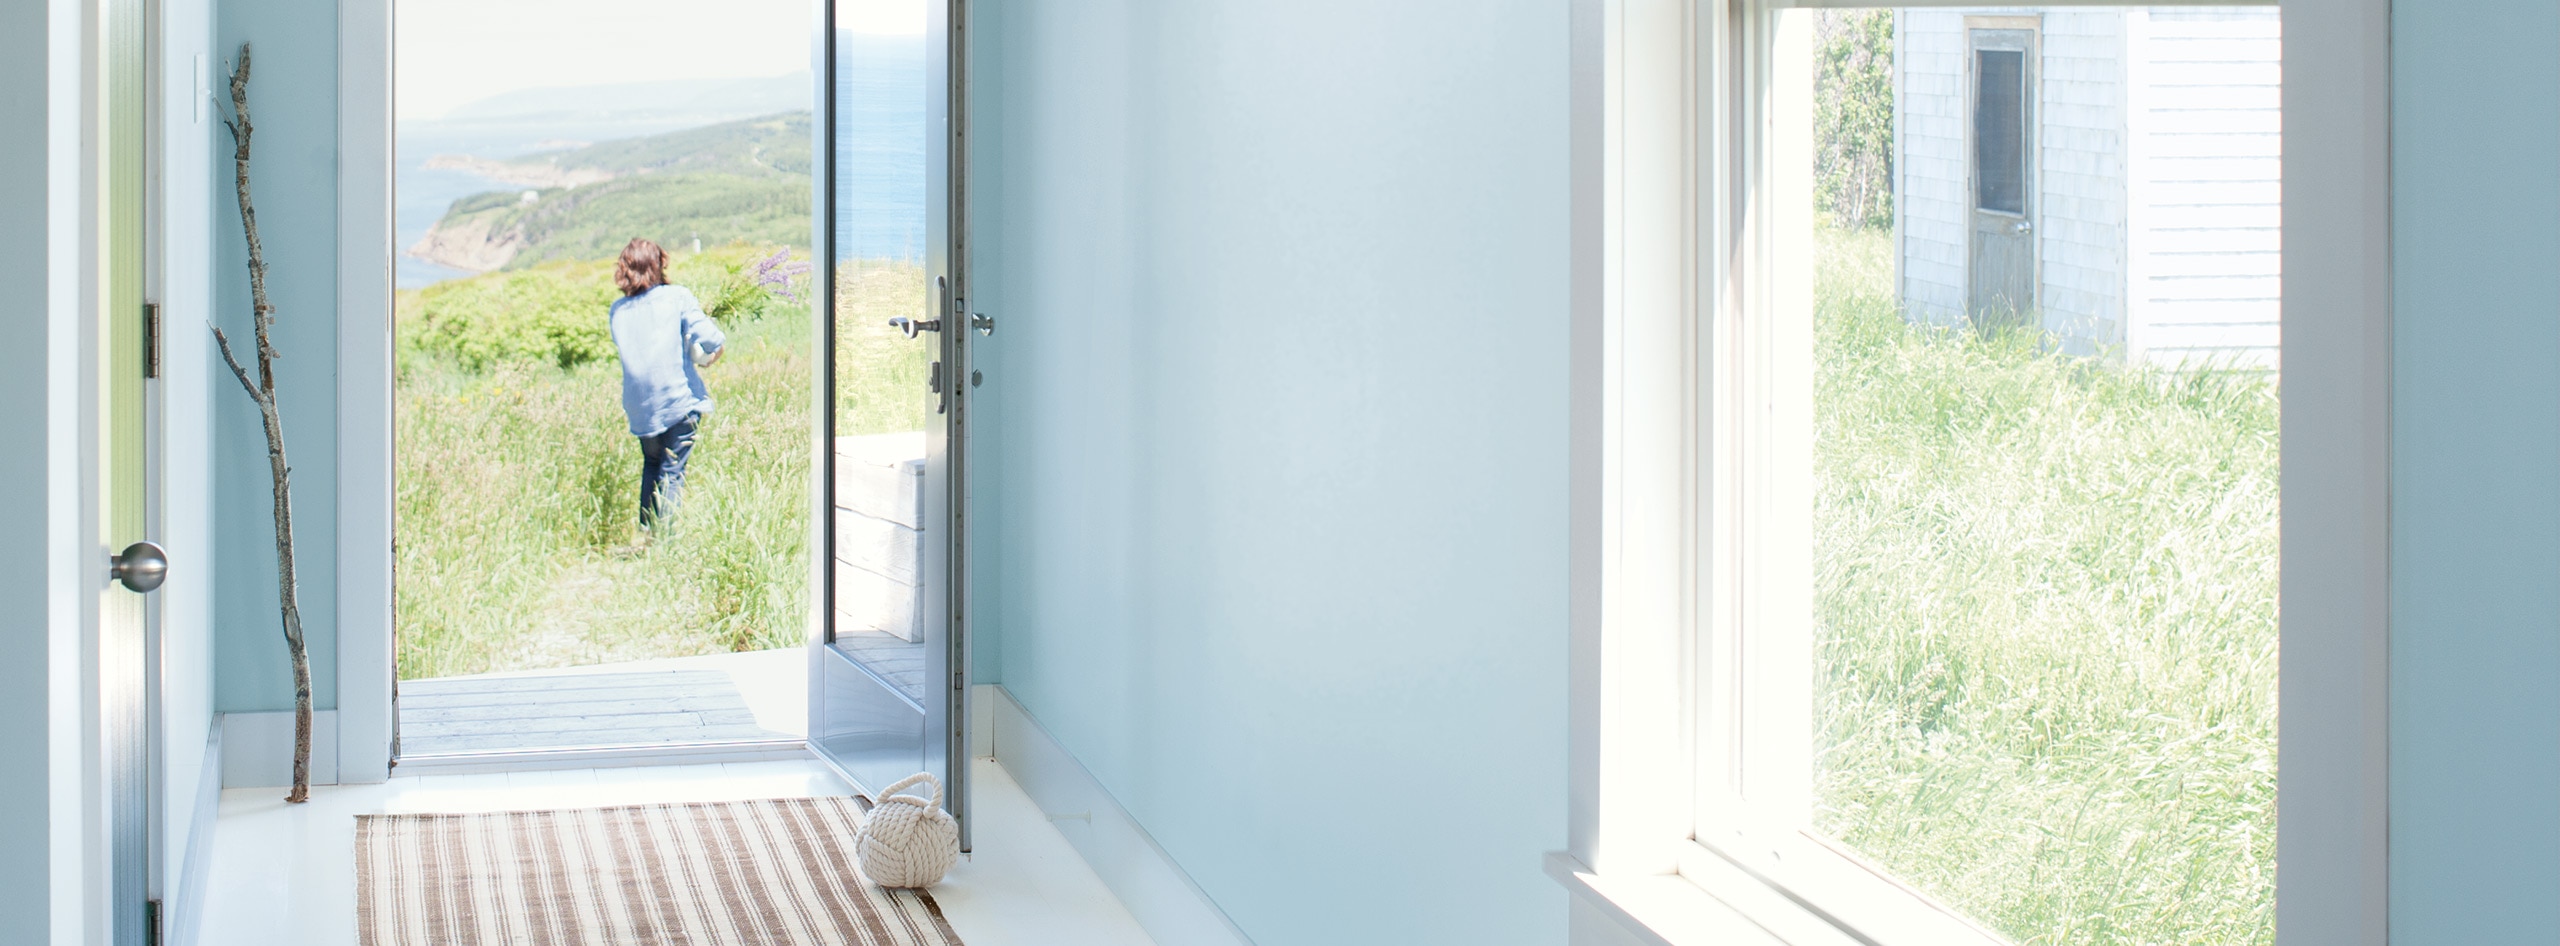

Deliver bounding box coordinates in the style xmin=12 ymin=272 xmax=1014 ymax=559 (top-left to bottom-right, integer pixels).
xmin=420 ymin=153 xmax=615 ymax=189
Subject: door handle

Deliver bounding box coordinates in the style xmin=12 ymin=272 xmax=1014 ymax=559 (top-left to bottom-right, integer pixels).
xmin=890 ymin=317 xmax=943 ymax=338
xmin=110 ymin=541 xmax=167 ymax=593
xmin=2011 ymin=219 xmax=2032 ymax=235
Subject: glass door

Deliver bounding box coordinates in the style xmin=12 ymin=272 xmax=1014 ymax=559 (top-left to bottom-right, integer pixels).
xmin=811 ymin=0 xmax=971 ymax=842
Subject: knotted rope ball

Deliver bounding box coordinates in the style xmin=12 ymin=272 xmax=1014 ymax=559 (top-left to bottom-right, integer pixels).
xmin=854 ymin=772 xmax=959 ymax=888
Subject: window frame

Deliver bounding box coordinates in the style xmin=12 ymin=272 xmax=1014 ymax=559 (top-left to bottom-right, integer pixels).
xmin=1556 ymin=1 xmax=2391 ymax=944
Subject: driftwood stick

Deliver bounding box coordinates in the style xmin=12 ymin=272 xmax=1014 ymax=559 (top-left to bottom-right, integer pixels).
xmin=215 ymin=41 xmax=313 ymax=804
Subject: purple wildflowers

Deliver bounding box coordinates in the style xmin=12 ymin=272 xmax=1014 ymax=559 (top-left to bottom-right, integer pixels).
xmin=750 ymin=249 xmax=813 ymax=303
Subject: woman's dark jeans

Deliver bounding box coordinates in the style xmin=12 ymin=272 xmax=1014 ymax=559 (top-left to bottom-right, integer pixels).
xmin=638 ymin=412 xmax=700 ymax=529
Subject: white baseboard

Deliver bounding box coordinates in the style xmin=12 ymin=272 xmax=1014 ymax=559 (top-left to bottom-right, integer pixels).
xmin=217 ymin=710 xmax=339 ymax=788
xmin=168 ymin=723 xmax=222 ymax=946
xmin=987 ymin=686 xmax=1257 ymax=946
xmin=969 ymin=683 xmax=995 ymax=760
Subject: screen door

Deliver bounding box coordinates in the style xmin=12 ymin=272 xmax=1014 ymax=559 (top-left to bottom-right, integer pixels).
xmin=1967 ymin=21 xmax=2037 ymax=331
xmin=810 ymin=0 xmax=972 ymax=845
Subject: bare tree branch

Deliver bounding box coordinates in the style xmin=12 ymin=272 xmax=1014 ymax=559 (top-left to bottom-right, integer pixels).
xmin=218 ymin=41 xmax=315 ymax=804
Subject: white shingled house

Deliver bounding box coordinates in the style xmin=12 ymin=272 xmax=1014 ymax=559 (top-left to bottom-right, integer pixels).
xmin=1896 ymin=7 xmax=2280 ymax=369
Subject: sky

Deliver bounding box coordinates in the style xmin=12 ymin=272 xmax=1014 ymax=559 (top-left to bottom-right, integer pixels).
xmin=398 ymin=0 xmax=926 ymax=120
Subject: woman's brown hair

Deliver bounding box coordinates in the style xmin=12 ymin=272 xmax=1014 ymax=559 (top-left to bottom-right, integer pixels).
xmin=614 ymin=238 xmax=671 ymax=297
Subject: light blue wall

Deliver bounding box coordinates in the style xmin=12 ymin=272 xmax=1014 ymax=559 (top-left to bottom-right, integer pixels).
xmin=212 ymin=0 xmax=339 ymax=713
xmin=971 ymin=2 xmax=1571 ymax=943
xmin=2390 ymin=0 xmax=2560 ymax=939
xmin=0 ymin=0 xmax=59 ymax=927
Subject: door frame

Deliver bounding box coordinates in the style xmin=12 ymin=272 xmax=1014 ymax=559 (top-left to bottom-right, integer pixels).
xmin=337 ymin=0 xmax=982 ymax=785
xmin=338 ymin=0 xmax=396 ymax=785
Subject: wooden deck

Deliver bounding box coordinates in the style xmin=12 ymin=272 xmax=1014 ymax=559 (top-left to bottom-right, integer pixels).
xmin=398 ymin=652 xmax=803 ymax=756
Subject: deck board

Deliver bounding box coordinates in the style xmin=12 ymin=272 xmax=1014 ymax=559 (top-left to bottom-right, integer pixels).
xmin=397 ymin=667 xmax=797 ymax=756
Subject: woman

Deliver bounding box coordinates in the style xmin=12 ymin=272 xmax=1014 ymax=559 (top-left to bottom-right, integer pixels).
xmin=609 ymin=237 xmax=726 ymax=530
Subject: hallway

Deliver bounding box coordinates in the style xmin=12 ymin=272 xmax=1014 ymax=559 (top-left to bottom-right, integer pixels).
xmin=197 ymin=756 xmax=1154 ymax=946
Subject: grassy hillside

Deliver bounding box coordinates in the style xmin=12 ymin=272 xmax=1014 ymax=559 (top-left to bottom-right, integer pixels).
xmin=515 ymin=111 xmax=812 ymax=178
xmin=419 ymin=113 xmax=813 ymax=271
xmin=394 ymin=244 xmax=933 ymax=679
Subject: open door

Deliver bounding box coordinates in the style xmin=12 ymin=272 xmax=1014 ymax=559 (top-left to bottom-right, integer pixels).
xmin=810 ymin=0 xmax=973 ymax=846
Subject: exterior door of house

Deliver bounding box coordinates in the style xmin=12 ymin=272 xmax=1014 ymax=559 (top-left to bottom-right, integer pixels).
xmin=1967 ymin=20 xmax=2037 ymax=332
xmin=811 ymin=0 xmax=974 ymax=847
xmin=103 ymin=0 xmax=163 ymax=939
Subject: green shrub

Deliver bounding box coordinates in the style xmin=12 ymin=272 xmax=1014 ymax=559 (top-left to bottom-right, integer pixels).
xmin=401 ymin=259 xmax=621 ymax=371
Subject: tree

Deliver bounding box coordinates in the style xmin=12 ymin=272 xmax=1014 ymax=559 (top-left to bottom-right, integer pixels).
xmin=1816 ymin=10 xmax=1895 ymax=231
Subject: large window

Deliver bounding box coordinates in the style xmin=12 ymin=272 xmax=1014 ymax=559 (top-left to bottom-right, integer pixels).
xmin=1691 ymin=7 xmax=2280 ymax=945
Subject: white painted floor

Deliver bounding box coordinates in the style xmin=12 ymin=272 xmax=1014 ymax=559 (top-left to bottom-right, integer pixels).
xmin=196 ymin=755 xmax=1156 ymax=946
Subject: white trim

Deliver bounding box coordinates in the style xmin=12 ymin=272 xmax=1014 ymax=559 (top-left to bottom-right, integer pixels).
xmin=987 ymin=686 xmax=1256 ymax=946
xmin=967 ymin=681 xmax=994 ymax=760
xmin=166 ymin=724 xmax=219 ymax=946
xmin=334 ymin=0 xmax=394 ymax=786
xmin=1562 ymin=1 xmax=2392 ymax=944
xmin=389 ymin=740 xmax=812 ymax=776
xmin=2122 ymin=9 xmax=2151 ymax=362
xmin=216 ymin=710 xmax=339 ymax=789
xmin=1548 ymin=853 xmax=1789 ymax=946
xmin=1564 ymin=0 xmax=1701 ymax=882
xmin=2272 ymin=0 xmax=2391 ymax=942
xmin=51 ymin=0 xmax=109 ymax=937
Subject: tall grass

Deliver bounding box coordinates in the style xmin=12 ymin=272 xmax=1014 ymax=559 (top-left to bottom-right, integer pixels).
xmin=1811 ymin=227 xmax=2278 ymax=945
xmin=393 ymin=246 xmax=932 ymax=679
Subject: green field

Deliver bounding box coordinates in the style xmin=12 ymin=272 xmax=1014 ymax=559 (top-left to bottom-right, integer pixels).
xmin=1811 ymin=227 xmax=2279 ymax=944
xmin=393 ymin=245 xmax=930 ymax=680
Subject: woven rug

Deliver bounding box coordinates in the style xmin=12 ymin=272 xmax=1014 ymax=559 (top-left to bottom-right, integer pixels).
xmin=355 ymin=797 xmax=961 ymax=946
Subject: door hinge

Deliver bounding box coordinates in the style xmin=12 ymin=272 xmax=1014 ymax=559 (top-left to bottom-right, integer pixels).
xmin=144 ymin=898 xmax=162 ymax=946
xmin=142 ymin=302 xmax=161 ymax=379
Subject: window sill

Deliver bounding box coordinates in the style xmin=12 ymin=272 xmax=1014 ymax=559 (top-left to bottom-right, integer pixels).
xmin=1545 ymin=850 xmax=1861 ymax=946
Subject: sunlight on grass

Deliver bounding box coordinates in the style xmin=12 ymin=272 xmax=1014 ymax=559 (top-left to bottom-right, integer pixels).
xmin=393 ymin=246 xmax=933 ymax=680
xmin=1810 ymin=227 xmax=2279 ymax=946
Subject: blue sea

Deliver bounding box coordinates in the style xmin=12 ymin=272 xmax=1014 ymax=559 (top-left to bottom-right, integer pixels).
xmin=396 ymin=32 xmax=930 ymax=289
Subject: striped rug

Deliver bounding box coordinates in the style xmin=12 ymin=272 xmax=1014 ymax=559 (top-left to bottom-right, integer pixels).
xmin=355 ymin=797 xmax=962 ymax=946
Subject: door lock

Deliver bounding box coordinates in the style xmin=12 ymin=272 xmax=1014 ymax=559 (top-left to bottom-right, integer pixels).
xmin=890 ymin=317 xmax=943 ymax=338
xmin=110 ymin=541 xmax=167 ymax=593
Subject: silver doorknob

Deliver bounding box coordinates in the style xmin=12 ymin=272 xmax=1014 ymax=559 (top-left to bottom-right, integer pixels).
xmin=111 ymin=541 xmax=167 ymax=593
xmin=890 ymin=317 xmax=943 ymax=338
xmin=2011 ymin=219 xmax=2032 ymax=235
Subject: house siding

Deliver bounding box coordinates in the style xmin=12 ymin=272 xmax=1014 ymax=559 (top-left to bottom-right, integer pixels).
xmin=2036 ymin=11 xmax=2129 ymax=356
xmin=1896 ymin=7 xmax=2280 ymax=369
xmin=1897 ymin=10 xmax=1968 ymax=326
xmin=2129 ymin=8 xmax=2283 ymax=370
